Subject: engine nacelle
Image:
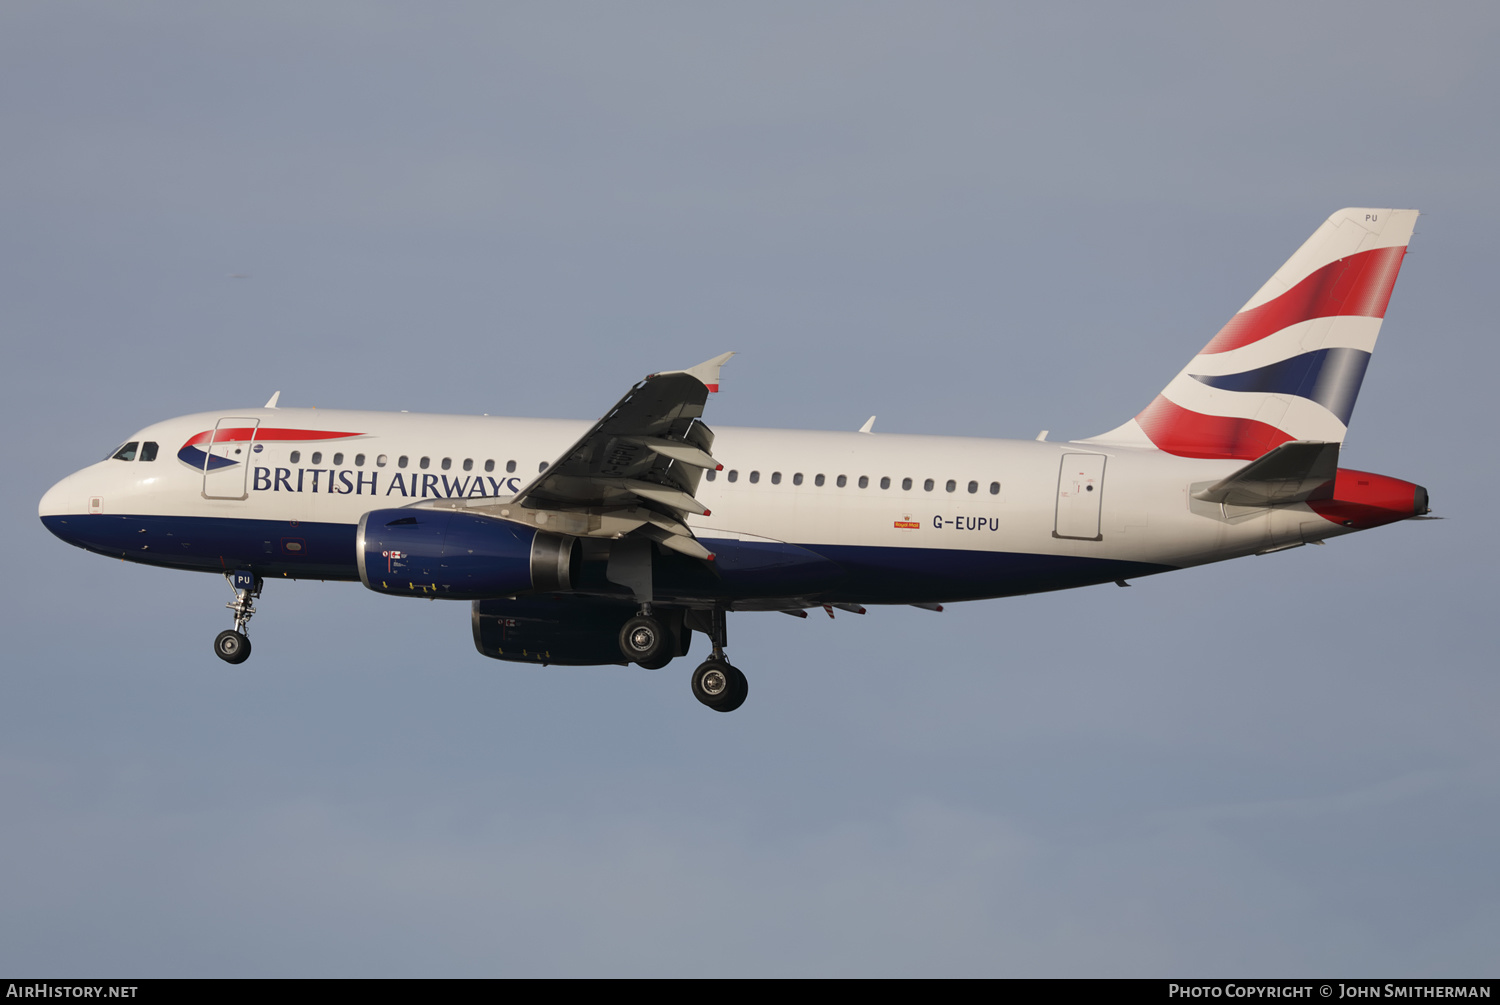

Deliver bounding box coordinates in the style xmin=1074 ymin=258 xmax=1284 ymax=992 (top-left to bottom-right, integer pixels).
xmin=356 ymin=508 xmax=578 ymax=599
xmin=472 ymin=596 xmax=690 ymax=666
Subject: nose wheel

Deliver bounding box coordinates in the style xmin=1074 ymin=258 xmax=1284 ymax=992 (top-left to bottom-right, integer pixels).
xmin=214 ymin=570 xmax=262 ymax=665
xmin=214 ymin=629 xmax=251 ymax=664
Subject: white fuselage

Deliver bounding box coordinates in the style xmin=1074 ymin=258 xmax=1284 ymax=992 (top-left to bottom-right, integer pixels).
xmin=40 ymin=406 xmax=1355 ymax=606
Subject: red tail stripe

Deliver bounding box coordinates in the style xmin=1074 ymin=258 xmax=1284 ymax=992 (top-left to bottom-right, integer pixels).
xmin=1135 ymin=395 xmax=1293 ymax=460
xmin=1199 ymin=245 xmax=1406 ymax=355
xmin=184 ymin=428 xmax=361 ymax=446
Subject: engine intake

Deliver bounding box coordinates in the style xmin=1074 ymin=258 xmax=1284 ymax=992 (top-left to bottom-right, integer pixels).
xmin=356 ymin=508 xmax=578 ymax=599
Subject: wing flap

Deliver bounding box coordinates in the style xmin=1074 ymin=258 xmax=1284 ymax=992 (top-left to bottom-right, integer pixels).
xmin=494 ymin=353 xmax=733 ymax=561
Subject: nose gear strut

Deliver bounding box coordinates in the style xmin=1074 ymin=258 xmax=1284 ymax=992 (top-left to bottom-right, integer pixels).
xmin=214 ymin=569 xmax=262 ymax=665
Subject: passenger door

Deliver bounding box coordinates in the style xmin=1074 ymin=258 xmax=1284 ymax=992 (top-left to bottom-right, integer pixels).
xmin=201 ymin=417 xmax=261 ymax=500
xmin=1054 ymin=453 xmax=1106 ymax=541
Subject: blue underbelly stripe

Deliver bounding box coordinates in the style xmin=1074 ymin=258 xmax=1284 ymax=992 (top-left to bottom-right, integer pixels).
xmin=40 ymin=514 xmax=1175 ymax=602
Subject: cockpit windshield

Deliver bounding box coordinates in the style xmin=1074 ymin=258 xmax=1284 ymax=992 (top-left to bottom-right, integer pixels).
xmin=107 ymin=440 xmax=158 ymax=461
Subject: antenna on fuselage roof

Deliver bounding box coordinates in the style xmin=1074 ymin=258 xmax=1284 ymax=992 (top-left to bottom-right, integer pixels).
xmin=264 ymin=391 xmax=281 ymax=409
xmin=858 ymin=416 xmax=876 ymax=434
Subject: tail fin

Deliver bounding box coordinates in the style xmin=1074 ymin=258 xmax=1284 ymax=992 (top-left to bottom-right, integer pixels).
xmin=1088 ymin=208 xmax=1418 ymax=459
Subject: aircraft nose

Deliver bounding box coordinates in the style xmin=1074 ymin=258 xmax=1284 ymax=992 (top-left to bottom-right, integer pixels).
xmin=40 ymin=472 xmax=79 ymax=518
xmin=39 ymin=471 xmax=88 ymax=545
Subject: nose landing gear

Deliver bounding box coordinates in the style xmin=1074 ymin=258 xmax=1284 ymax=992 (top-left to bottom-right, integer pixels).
xmin=214 ymin=570 xmax=261 ymax=665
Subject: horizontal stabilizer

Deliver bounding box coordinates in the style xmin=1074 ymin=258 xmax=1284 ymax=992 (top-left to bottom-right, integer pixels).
xmin=1193 ymin=440 xmax=1340 ymax=507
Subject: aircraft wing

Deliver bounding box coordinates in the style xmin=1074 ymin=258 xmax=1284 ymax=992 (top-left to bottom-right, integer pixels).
xmin=506 ymin=352 xmax=734 ymax=560
xmin=1192 ymin=440 xmax=1340 ymax=507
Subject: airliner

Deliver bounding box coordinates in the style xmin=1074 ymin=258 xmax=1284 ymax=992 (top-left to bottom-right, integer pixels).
xmin=39 ymin=208 xmax=1429 ymax=712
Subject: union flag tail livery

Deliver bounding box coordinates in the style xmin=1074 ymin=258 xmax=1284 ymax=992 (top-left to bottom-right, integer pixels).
xmin=1091 ymin=208 xmax=1417 ymax=459
xmin=39 ymin=208 xmax=1431 ymax=713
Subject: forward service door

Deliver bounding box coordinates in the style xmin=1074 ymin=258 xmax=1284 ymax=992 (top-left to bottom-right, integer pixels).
xmin=201 ymin=417 xmax=261 ymax=500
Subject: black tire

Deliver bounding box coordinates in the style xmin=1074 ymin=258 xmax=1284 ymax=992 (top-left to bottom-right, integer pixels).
xmin=635 ymin=652 xmax=674 ymax=671
xmin=214 ymin=630 xmax=251 ymax=665
xmin=692 ymin=659 xmax=747 ymax=712
xmin=619 ymin=615 xmax=666 ymax=664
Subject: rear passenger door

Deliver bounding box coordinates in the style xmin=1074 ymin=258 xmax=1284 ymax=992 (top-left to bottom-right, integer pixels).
xmin=1054 ymin=453 xmax=1106 ymax=541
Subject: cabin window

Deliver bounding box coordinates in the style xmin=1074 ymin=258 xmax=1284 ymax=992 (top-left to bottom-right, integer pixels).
xmin=835 ymin=474 xmax=846 ymax=487
xmin=507 ymin=460 xmax=516 ymax=473
xmin=112 ymin=442 xmax=139 ymax=461
xmin=705 ymin=469 xmax=716 ymax=481
xmin=771 ymin=472 xmax=782 ymax=485
xmin=880 ymin=476 xmax=890 ymax=490
xmin=484 ymin=459 xmax=494 ymax=472
xmin=815 ymin=474 xmax=826 ymax=487
xmin=140 ymin=442 xmax=159 ymax=462
xmin=749 ymin=471 xmax=760 ymax=484
xmin=946 ymin=479 xmax=956 ymax=493
xmin=967 ymin=480 xmax=978 ymax=494
xmin=311 ymin=452 xmax=322 ymax=465
xmin=355 ymin=454 xmax=365 ymax=467
xmin=901 ymin=477 xmax=912 ymax=490
xmin=727 ymin=469 xmax=738 ymax=483
xmin=333 ymin=452 xmax=344 ymax=465
xmin=290 ymin=450 xmax=301 ymax=464
xmin=398 ymin=456 xmax=408 ymax=468
xmin=463 ymin=458 xmax=473 ymax=471
xmin=419 ymin=457 xmax=430 ymax=470
xmin=376 ymin=454 xmax=387 ymax=467
xmin=539 ymin=461 xmax=549 ymax=472
xmin=924 ymin=478 xmax=935 ymax=491
xmin=990 ymin=481 xmax=1001 ymax=495
xmin=793 ymin=473 xmax=804 ymax=486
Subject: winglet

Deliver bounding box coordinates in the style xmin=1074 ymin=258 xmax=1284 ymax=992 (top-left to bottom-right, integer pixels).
xmin=264 ymin=391 xmax=281 ymax=409
xmin=653 ymin=351 xmax=735 ymax=393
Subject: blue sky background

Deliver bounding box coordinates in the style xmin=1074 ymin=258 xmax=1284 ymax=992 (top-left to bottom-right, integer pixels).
xmin=3 ymin=2 xmax=1497 ymax=976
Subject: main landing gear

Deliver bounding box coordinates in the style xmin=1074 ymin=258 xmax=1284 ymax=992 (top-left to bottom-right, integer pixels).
xmin=214 ymin=570 xmax=261 ymax=665
xmin=691 ymin=607 xmax=747 ymax=713
xmin=619 ymin=605 xmax=748 ymax=711
xmin=619 ymin=604 xmax=672 ymax=670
